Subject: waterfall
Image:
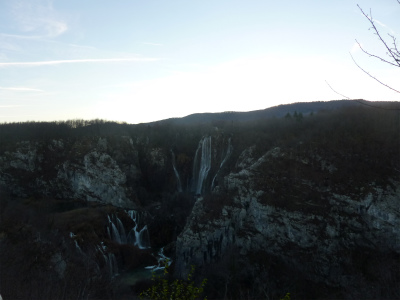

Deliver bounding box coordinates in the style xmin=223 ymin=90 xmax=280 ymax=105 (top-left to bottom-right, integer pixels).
xmin=135 ymin=225 xmax=151 ymax=249
xmin=109 ymin=253 xmax=118 ymax=276
xmin=145 ymin=247 xmax=172 ymax=271
xmin=192 ymin=136 xmax=212 ymax=195
xmin=126 ymin=210 xmax=151 ymax=249
xmin=171 ymin=150 xmax=183 ymax=192
xmin=191 ymin=143 xmax=201 ymax=193
xmin=103 ymin=252 xmax=118 ymax=277
xmin=110 ymin=222 xmax=122 ymax=244
xmin=107 ymin=214 xmax=126 ymax=244
xmin=97 ymin=243 xmax=118 ymax=278
xmin=107 ymin=213 xmax=135 ymax=246
xmin=211 ymin=138 xmax=233 ymax=189
xmin=115 ymin=217 xmax=127 ymax=244
xmin=69 ymin=232 xmax=84 ymax=255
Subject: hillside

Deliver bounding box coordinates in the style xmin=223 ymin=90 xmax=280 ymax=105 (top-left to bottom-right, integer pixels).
xmin=0 ymin=100 xmax=399 ymax=300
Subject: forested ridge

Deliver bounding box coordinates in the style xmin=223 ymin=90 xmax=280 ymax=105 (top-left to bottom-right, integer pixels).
xmin=0 ymin=100 xmax=399 ymax=300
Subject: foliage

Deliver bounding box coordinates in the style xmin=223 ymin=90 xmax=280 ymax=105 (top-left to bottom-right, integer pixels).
xmin=280 ymin=293 xmax=291 ymax=300
xmin=140 ymin=262 xmax=207 ymax=300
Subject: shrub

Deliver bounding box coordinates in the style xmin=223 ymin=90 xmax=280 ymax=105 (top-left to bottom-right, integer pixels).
xmin=140 ymin=262 xmax=207 ymax=300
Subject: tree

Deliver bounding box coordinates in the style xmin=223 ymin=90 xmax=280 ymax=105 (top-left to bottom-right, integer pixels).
xmin=352 ymin=1 xmax=400 ymax=94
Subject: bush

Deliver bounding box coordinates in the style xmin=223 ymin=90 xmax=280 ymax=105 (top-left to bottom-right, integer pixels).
xmin=140 ymin=262 xmax=207 ymax=300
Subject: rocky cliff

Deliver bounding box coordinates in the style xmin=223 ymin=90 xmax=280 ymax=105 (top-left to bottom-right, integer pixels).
xmin=0 ymin=102 xmax=399 ymax=299
xmin=175 ymin=145 xmax=399 ymax=298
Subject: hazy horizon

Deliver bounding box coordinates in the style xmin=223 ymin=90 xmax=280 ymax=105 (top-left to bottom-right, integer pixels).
xmin=1 ymin=0 xmax=399 ymax=124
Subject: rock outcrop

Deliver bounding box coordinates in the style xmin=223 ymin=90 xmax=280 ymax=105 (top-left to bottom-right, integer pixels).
xmin=1 ymin=103 xmax=399 ymax=299
xmin=176 ymin=145 xmax=400 ymax=297
xmin=0 ymin=137 xmax=145 ymax=208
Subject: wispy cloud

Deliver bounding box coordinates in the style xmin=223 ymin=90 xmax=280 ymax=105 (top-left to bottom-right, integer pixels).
xmin=0 ymin=57 xmax=160 ymax=67
xmin=0 ymin=86 xmax=44 ymax=92
xmin=9 ymin=0 xmax=68 ymax=38
xmin=374 ymin=19 xmax=396 ymax=35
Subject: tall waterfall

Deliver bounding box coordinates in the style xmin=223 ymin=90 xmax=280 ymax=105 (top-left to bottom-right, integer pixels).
xmin=192 ymin=136 xmax=212 ymax=195
xmin=171 ymin=150 xmax=183 ymax=192
xmin=211 ymin=138 xmax=233 ymax=189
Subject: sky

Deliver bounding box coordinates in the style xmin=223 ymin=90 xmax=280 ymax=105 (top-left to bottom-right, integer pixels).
xmin=0 ymin=0 xmax=399 ymax=124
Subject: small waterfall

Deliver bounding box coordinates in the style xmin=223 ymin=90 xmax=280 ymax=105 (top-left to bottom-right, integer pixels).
xmin=126 ymin=210 xmax=151 ymax=249
xmin=69 ymin=232 xmax=84 ymax=255
xmin=107 ymin=213 xmax=131 ymax=245
xmin=135 ymin=225 xmax=151 ymax=249
xmin=109 ymin=253 xmax=118 ymax=276
xmin=171 ymin=150 xmax=183 ymax=192
xmin=103 ymin=208 xmax=150 ymax=278
xmin=103 ymin=252 xmax=118 ymax=277
xmin=145 ymin=247 xmax=172 ymax=271
xmin=110 ymin=222 xmax=122 ymax=244
xmin=211 ymin=138 xmax=233 ymax=189
xmin=107 ymin=214 xmax=126 ymax=244
xmin=192 ymin=136 xmax=212 ymax=195
xmin=97 ymin=242 xmax=118 ymax=278
xmin=115 ymin=217 xmax=127 ymax=244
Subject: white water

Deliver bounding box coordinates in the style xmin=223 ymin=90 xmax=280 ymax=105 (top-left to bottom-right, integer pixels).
xmin=115 ymin=217 xmax=127 ymax=244
xmin=103 ymin=252 xmax=118 ymax=277
xmin=107 ymin=211 xmax=150 ymax=249
xmin=211 ymin=138 xmax=233 ymax=189
xmin=171 ymin=150 xmax=183 ymax=192
xmin=126 ymin=210 xmax=151 ymax=249
xmin=144 ymin=247 xmax=172 ymax=271
xmin=96 ymin=242 xmax=118 ymax=278
xmin=192 ymin=136 xmax=212 ymax=195
xmin=110 ymin=222 xmax=122 ymax=244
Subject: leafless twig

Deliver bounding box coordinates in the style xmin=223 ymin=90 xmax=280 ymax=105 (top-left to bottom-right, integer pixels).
xmin=357 ymin=4 xmax=400 ymax=68
xmin=350 ymin=52 xmax=400 ymax=94
xmin=325 ymin=80 xmax=400 ymax=110
xmin=325 ymin=80 xmax=351 ymax=99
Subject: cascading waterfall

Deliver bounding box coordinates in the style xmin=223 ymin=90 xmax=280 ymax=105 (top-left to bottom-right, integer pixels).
xmin=115 ymin=217 xmax=127 ymax=244
xmin=111 ymin=222 xmax=122 ymax=244
xmin=171 ymin=150 xmax=183 ymax=192
xmin=70 ymin=231 xmax=85 ymax=255
xmin=97 ymin=243 xmax=118 ymax=277
xmin=145 ymin=247 xmax=172 ymax=271
xmin=211 ymin=138 xmax=233 ymax=189
xmin=107 ymin=253 xmax=118 ymax=277
xmin=192 ymin=136 xmax=212 ymax=195
xmin=108 ymin=215 xmax=123 ymax=244
xmin=126 ymin=210 xmax=151 ymax=249
xmin=107 ymin=211 xmax=150 ymax=249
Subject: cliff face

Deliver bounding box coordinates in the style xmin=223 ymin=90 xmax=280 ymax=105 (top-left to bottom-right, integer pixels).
xmin=175 ymin=144 xmax=399 ymax=297
xmin=0 ymin=136 xmax=158 ymax=207
xmin=0 ymin=103 xmax=399 ymax=299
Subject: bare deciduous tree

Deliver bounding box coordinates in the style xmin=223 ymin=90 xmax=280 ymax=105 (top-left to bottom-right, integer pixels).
xmin=352 ymin=2 xmax=400 ymax=94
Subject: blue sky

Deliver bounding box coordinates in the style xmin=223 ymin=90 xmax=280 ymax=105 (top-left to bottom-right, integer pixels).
xmin=1 ymin=0 xmax=399 ymax=124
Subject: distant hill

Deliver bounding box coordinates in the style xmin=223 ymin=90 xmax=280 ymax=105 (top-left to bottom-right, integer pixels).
xmin=154 ymin=99 xmax=399 ymax=125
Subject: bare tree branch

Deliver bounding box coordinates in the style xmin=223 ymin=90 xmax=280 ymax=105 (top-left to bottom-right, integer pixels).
xmin=354 ymin=39 xmax=399 ymax=67
xmin=388 ymin=34 xmax=400 ymax=59
xmin=325 ymin=80 xmax=351 ymax=99
xmin=357 ymin=4 xmax=400 ymax=67
xmin=325 ymin=80 xmax=400 ymax=110
xmin=350 ymin=52 xmax=400 ymax=94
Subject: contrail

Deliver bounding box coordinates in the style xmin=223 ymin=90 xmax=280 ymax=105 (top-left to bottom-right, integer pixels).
xmin=0 ymin=57 xmax=160 ymax=67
